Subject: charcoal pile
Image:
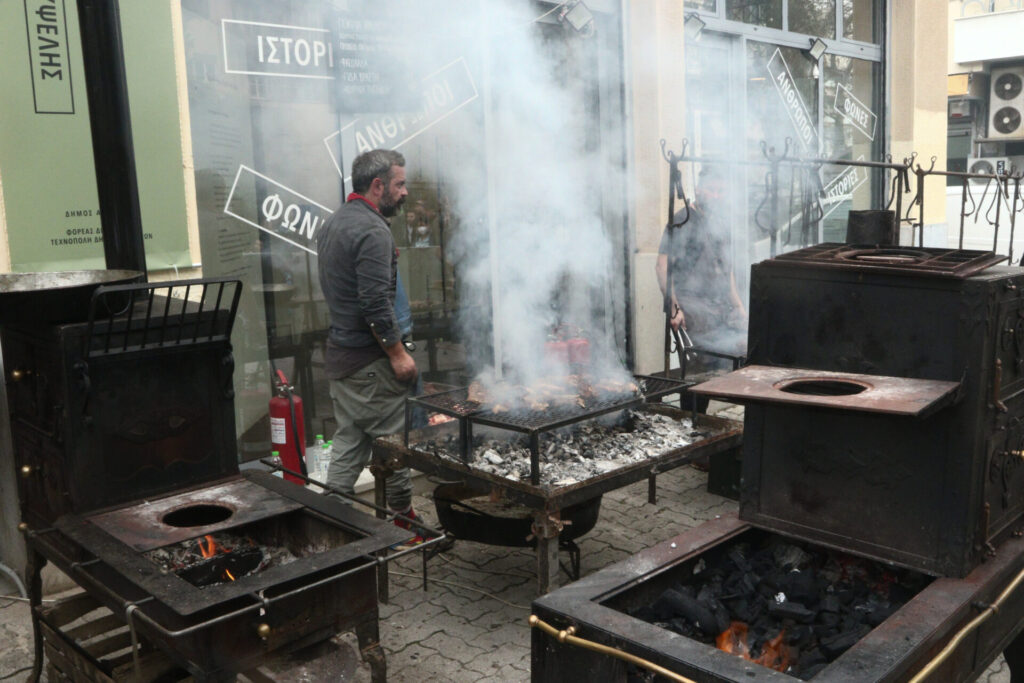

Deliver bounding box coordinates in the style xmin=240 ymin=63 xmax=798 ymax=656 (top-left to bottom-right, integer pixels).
xmin=145 ymin=531 xmax=299 ymax=587
xmin=415 ymin=410 xmax=717 ymax=485
xmin=629 ymin=536 xmax=933 ymax=679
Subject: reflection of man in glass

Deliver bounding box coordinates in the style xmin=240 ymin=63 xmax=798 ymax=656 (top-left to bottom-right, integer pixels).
xmin=655 ymin=167 xmax=747 ymax=352
xmin=316 ymin=149 xmax=430 ymax=544
xmin=404 ymin=200 xmax=432 ymax=248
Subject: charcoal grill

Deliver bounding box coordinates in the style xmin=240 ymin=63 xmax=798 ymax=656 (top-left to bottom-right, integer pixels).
xmin=405 ymin=375 xmax=690 ymax=484
xmin=375 ymin=402 xmax=741 ymax=594
xmin=6 ymin=277 xmax=418 ymax=681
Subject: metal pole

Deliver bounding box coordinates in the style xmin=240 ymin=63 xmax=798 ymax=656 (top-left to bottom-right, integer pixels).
xmin=916 ymin=167 xmax=926 ymax=248
xmin=75 ymin=0 xmax=147 ymax=275
xmin=480 ymin=2 xmax=503 ymax=379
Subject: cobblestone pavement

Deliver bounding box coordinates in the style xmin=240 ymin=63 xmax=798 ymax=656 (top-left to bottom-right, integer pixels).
xmin=0 ymin=416 xmax=1013 ymax=681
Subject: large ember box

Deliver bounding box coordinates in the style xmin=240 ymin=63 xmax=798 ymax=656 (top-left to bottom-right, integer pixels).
xmin=4 ymin=290 xmax=240 ymax=526
xmin=532 ymin=514 xmax=1024 ymax=682
xmin=696 ymin=258 xmax=1024 ymax=578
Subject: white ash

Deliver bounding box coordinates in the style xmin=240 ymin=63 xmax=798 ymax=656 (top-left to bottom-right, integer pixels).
xmin=415 ymin=410 xmax=721 ymax=486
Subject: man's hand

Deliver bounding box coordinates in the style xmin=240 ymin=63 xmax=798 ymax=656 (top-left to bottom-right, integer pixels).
xmin=670 ymin=306 xmax=686 ymax=331
xmin=386 ymin=343 xmax=418 ymax=383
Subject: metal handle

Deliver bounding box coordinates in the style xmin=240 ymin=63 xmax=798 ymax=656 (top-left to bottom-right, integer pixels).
xmin=529 ymin=615 xmax=697 ymax=683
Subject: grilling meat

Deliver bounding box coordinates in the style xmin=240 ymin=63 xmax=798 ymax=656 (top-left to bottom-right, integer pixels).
xmin=468 ymin=374 xmax=640 ymax=414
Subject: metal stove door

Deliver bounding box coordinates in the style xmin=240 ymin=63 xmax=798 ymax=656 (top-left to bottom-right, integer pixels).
xmin=985 ymin=399 xmax=1024 ymax=549
xmin=994 ymin=288 xmax=1024 ymax=397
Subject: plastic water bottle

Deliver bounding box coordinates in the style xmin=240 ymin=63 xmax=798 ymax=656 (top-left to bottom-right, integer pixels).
xmin=270 ymin=450 xmax=283 ymax=478
xmin=312 ymin=434 xmax=325 ymax=478
xmin=321 ymin=440 xmax=333 ymax=480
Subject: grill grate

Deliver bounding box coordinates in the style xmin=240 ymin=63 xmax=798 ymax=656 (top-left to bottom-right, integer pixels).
xmin=410 ymin=387 xmax=483 ymax=418
xmin=409 ymin=375 xmax=690 ymax=431
xmin=84 ymin=278 xmax=242 ymax=358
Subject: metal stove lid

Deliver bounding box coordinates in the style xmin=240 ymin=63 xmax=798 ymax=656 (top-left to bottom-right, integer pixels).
xmin=690 ymin=365 xmax=961 ymax=417
xmin=85 ymin=477 xmax=303 ymax=551
xmin=763 ymin=243 xmax=1007 ymax=279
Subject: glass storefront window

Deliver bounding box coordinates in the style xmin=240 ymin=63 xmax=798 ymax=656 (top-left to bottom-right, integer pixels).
xmin=685 ymin=0 xmax=719 ymax=10
xmin=683 ymin=0 xmax=885 ymax=268
xmin=820 ymin=53 xmax=882 ymax=240
xmin=843 ymin=0 xmax=879 ymax=42
xmin=745 ymin=42 xmax=819 ymax=252
xmin=790 ymin=0 xmax=837 ymax=38
xmin=727 ymin=0 xmax=783 ymax=29
xmin=173 ymin=1 xmax=630 ymax=457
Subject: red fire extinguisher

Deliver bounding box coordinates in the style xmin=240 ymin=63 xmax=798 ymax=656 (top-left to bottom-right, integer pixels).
xmin=269 ymin=369 xmax=306 ymax=485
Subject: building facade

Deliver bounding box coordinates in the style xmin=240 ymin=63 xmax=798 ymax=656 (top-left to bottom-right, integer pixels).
xmin=0 ymin=0 xmax=947 ymax=571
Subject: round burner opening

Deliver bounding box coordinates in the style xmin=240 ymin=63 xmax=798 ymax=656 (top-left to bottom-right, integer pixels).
xmin=839 ymin=248 xmax=928 ymax=265
xmin=777 ymin=379 xmax=868 ymax=396
xmin=162 ymin=504 xmax=233 ymax=527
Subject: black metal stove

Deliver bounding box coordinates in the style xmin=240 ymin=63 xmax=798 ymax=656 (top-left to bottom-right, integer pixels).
xmin=694 ymin=247 xmax=1024 ymax=578
xmin=6 ymin=277 xmax=413 ymax=681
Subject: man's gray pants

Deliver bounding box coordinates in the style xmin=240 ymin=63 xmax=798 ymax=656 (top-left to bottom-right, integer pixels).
xmin=326 ymin=357 xmax=413 ymax=512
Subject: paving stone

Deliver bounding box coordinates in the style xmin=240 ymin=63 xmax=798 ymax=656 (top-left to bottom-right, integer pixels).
xmin=419 ymin=631 xmax=491 ymax=665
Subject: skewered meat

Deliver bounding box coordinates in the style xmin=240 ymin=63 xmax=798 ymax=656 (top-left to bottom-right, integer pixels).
xmin=467 ymin=381 xmax=486 ymax=403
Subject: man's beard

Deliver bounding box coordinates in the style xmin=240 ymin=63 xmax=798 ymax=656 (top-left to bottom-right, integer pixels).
xmin=379 ymin=194 xmax=405 ymax=218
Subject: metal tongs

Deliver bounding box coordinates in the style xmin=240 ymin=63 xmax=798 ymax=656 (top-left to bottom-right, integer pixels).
xmin=679 ymin=328 xmax=698 ymax=362
xmin=664 ymin=314 xmax=697 ymax=377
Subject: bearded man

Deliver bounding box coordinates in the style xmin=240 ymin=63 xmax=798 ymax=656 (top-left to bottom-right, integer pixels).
xmin=317 ymin=148 xmax=430 ymax=544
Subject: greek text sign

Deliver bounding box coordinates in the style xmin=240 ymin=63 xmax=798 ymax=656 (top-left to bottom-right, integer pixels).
xmin=821 ymin=157 xmax=868 ymax=219
xmin=766 ymin=49 xmax=818 ymax=153
xmin=24 ymin=0 xmax=73 ymax=113
xmin=224 ymin=165 xmax=332 ymax=255
xmin=334 ymin=13 xmax=419 ymax=112
xmin=325 ymin=58 xmax=478 ymax=180
xmin=834 ymin=84 xmax=877 ymax=141
xmin=222 ymin=19 xmax=335 ymax=79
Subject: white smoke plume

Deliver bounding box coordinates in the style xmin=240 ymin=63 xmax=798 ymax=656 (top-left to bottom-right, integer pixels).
xmin=389 ymin=1 xmax=632 ymax=390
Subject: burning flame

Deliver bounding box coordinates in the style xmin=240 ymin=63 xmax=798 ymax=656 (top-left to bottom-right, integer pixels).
xmin=716 ymin=622 xmax=791 ymax=672
xmin=195 ymin=534 xmax=239 ymax=582
xmin=198 ymin=534 xmax=218 ymax=558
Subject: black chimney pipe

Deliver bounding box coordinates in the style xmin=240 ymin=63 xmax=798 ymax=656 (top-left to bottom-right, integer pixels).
xmin=75 ymin=0 xmax=147 ymax=277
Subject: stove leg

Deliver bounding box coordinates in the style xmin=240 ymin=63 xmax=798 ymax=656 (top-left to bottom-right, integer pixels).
xmin=373 ymin=471 xmax=390 ymax=605
xmin=1004 ymin=628 xmax=1024 ymax=682
xmin=533 ymin=511 xmax=562 ymax=595
xmin=26 ymin=546 xmax=44 ymax=683
xmin=356 ymin=620 xmax=387 ymax=683
xmin=537 ymin=535 xmax=559 ymax=595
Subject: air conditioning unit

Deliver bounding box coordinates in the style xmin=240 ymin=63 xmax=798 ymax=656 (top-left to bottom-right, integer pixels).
xmin=988 ymin=66 xmax=1024 ymax=140
xmin=967 ymin=156 xmax=1011 ymax=178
